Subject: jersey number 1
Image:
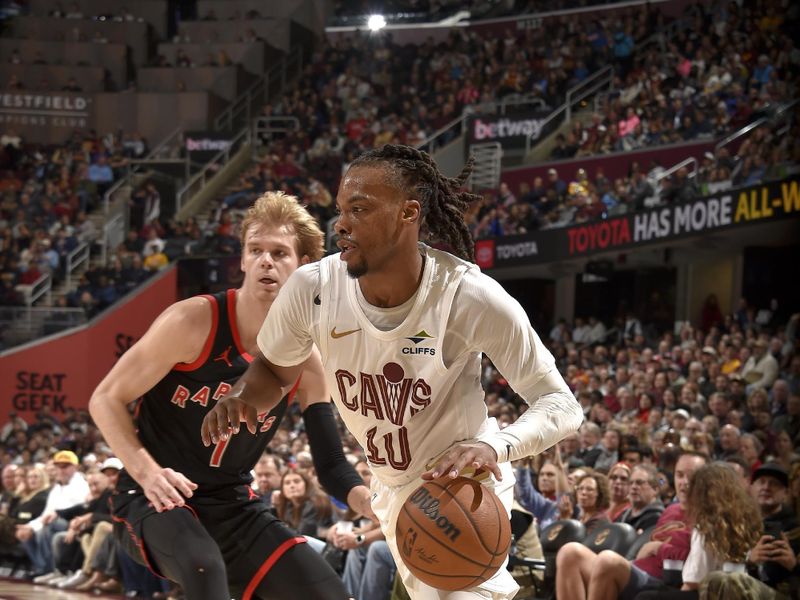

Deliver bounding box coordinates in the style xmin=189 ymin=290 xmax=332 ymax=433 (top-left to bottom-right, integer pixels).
xmin=208 ymin=415 xmax=275 ymax=467
xmin=209 ymin=438 xmax=229 ymax=468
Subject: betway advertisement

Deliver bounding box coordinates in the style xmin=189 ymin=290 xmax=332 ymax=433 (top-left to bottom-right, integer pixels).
xmin=474 ymin=177 xmax=800 ymax=270
xmin=184 ymin=130 xmax=234 ymax=163
xmin=0 ymin=268 xmax=177 ymax=424
xmin=466 ymin=110 xmax=555 ymax=150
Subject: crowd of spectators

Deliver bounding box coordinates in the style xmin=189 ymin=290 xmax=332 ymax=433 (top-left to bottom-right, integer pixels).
xmin=0 ymin=2 xmax=797 ymax=598
xmin=467 ymin=111 xmax=800 ymax=238
xmin=0 ymin=0 xmax=797 ymax=351
xmin=194 ymin=0 xmax=798 ymax=243
xmin=40 ymin=110 xmax=800 ymax=326
xmin=1 ymin=291 xmax=798 ymax=598
xmin=549 ymin=0 xmax=797 ymax=160
xmin=0 ymin=129 xmax=151 ymax=312
xmin=220 ymin=4 xmax=668 ymax=193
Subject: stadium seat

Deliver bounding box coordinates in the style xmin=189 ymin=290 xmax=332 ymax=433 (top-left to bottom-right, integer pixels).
xmin=625 ymin=525 xmax=657 ymax=560
xmin=507 ymin=509 xmax=545 ymax=597
xmin=522 ymin=520 xmax=587 ymax=600
xmin=582 ymin=522 xmax=637 ymax=555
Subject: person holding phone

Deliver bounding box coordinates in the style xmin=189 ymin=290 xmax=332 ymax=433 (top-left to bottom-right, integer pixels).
xmin=746 ymin=463 xmax=799 ymax=594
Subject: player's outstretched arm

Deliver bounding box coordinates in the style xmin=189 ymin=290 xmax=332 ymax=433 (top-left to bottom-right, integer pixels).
xmin=89 ymin=298 xmax=211 ymax=512
xmin=200 ymin=351 xmax=304 ymax=445
xmin=295 ymin=348 xmax=375 ymax=521
xmin=423 ymin=273 xmax=583 ymax=480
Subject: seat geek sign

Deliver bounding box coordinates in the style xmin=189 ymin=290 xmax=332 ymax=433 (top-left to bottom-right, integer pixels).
xmin=478 ymin=177 xmax=800 ymax=269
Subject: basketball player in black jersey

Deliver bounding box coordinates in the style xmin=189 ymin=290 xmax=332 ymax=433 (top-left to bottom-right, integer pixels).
xmin=89 ymin=192 xmax=369 ymax=600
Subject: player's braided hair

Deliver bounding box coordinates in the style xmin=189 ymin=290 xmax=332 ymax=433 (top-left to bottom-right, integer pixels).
xmin=349 ymin=144 xmax=481 ymax=262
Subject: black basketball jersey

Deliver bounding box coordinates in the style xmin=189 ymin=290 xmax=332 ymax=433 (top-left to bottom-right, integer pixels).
xmin=135 ymin=289 xmax=292 ymax=491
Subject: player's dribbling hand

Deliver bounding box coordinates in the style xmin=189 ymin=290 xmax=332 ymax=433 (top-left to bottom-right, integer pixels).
xmin=347 ymin=485 xmax=378 ymax=523
xmin=420 ymin=441 xmax=501 ymax=481
xmin=141 ymin=467 xmax=198 ymax=513
xmin=200 ymin=395 xmax=259 ymax=446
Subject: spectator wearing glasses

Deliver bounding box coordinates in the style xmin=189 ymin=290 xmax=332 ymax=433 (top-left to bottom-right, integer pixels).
xmin=607 ymin=462 xmax=632 ymax=521
xmin=574 ymin=472 xmax=611 ymax=534
xmin=556 ymin=452 xmax=707 ymax=600
xmin=616 ymin=464 xmax=664 ymax=534
xmin=636 ymin=462 xmax=764 ymax=599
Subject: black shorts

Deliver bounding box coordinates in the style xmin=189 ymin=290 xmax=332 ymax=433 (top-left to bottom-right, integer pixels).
xmin=111 ymin=471 xmax=307 ymax=594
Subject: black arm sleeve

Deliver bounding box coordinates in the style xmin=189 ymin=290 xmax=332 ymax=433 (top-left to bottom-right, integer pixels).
xmin=303 ymin=401 xmax=364 ymax=505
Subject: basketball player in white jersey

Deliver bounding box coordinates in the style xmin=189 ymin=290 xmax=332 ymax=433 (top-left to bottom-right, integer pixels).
xmin=202 ymin=144 xmax=584 ymax=600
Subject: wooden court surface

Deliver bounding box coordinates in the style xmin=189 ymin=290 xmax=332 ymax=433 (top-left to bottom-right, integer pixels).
xmin=0 ymin=578 xmax=123 ymax=599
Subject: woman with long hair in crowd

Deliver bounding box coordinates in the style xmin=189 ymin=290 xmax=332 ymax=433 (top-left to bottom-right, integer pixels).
xmin=572 ymin=471 xmax=611 ymax=533
xmin=682 ymin=463 xmax=763 ymax=586
xmin=12 ymin=464 xmax=50 ymax=525
xmin=608 ymin=462 xmax=764 ymax=600
xmin=637 ymin=462 xmax=766 ymax=599
xmin=0 ymin=465 xmax=49 ymax=547
xmin=607 ymin=462 xmax=632 ymax=521
xmin=273 ymin=469 xmax=335 ymax=539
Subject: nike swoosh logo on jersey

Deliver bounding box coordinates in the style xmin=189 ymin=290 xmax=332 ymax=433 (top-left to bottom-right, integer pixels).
xmin=331 ymin=327 xmax=361 ymax=339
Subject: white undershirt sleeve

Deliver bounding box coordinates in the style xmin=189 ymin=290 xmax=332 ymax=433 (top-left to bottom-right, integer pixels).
xmin=460 ymin=272 xmax=583 ymax=461
xmin=479 ymin=371 xmax=584 ymax=462
xmin=256 ymin=263 xmax=319 ymax=367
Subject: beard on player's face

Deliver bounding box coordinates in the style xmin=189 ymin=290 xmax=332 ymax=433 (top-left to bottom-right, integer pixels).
xmin=346 ymin=258 xmax=368 ymax=278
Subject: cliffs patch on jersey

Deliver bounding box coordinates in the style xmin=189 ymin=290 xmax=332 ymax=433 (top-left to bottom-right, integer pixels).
xmin=403 ymin=330 xmax=436 ymax=356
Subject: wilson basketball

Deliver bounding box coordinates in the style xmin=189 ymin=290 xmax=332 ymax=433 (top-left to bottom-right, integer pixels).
xmin=395 ymin=477 xmax=511 ymax=591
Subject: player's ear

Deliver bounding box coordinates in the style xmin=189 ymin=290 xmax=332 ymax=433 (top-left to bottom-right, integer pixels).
xmin=402 ymin=200 xmax=421 ymax=224
xmin=300 ymin=254 xmax=310 ymax=265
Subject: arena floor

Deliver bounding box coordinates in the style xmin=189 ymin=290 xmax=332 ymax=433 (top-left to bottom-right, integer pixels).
xmin=0 ymin=578 xmax=123 ymax=599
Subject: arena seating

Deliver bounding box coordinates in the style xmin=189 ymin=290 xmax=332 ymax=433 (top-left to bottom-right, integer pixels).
xmin=1 ymin=4 xmax=799 ymax=596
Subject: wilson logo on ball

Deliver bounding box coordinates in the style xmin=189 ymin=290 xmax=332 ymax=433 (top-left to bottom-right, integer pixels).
xmin=408 ymin=487 xmax=462 ymax=542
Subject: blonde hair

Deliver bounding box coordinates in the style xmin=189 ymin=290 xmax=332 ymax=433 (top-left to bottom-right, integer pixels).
xmin=240 ymin=191 xmax=325 ymax=261
xmin=687 ymin=463 xmax=762 ymax=562
xmin=20 ymin=464 xmax=50 ymax=502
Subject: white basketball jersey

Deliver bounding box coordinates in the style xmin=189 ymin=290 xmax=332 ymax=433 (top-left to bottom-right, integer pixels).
xmin=317 ymin=246 xmax=491 ymax=486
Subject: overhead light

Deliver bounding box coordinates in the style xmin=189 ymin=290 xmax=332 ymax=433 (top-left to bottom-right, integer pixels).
xmin=367 ymin=14 xmax=386 ymax=31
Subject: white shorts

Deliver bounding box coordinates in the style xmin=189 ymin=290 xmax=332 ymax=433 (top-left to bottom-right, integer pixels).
xmin=371 ymin=461 xmax=519 ymax=600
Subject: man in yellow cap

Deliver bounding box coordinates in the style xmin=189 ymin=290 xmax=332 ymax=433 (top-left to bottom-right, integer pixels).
xmin=15 ymin=449 xmax=89 ymax=580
